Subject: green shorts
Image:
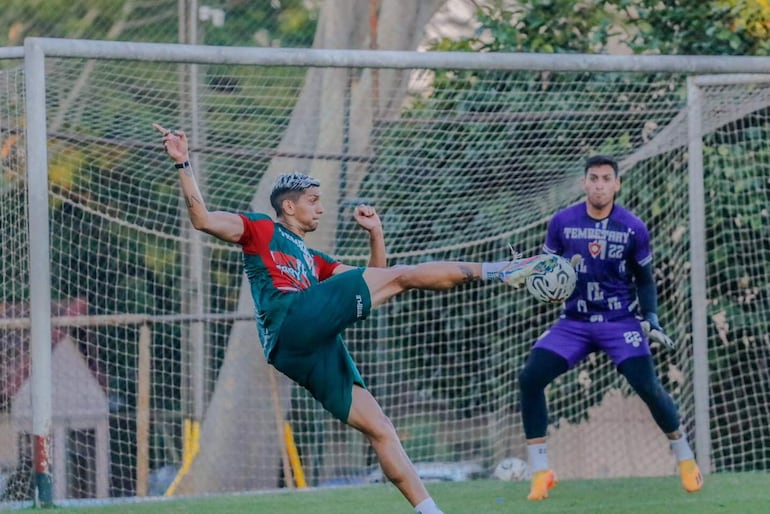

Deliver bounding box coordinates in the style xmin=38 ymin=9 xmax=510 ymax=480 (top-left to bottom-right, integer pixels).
xmin=271 ymin=268 xmax=372 ymax=423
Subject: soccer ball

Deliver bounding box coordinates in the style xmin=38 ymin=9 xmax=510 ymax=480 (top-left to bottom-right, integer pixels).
xmin=526 ymin=254 xmax=577 ymax=304
xmin=492 ymin=457 xmax=529 ymax=481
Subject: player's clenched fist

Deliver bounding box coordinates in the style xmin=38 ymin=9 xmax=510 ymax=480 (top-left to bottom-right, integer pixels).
xmin=353 ymin=203 xmax=382 ymax=233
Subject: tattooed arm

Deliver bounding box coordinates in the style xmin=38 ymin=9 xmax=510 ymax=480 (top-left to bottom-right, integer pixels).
xmin=153 ymin=123 xmax=243 ymax=243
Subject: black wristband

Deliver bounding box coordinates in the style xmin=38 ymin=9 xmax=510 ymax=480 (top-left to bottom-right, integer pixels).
xmin=174 ymin=161 xmax=191 ymax=169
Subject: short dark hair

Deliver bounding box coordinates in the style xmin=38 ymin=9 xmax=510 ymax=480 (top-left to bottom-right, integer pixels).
xmin=269 ymin=173 xmax=321 ymax=216
xmin=584 ymin=155 xmax=618 ymax=176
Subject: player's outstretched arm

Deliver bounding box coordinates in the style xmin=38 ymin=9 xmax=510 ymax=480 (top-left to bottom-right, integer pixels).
xmin=153 ymin=123 xmax=243 ymax=244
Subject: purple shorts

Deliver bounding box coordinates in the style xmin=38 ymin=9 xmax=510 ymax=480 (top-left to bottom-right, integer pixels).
xmin=533 ymin=316 xmax=651 ymax=368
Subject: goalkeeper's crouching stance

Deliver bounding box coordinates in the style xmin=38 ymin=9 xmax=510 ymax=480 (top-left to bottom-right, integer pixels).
xmin=516 ymin=155 xmax=703 ymax=501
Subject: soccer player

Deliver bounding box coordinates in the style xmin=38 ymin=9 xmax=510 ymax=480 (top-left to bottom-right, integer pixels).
xmin=154 ymin=123 xmax=545 ymax=514
xmin=518 ymin=155 xmax=704 ymax=500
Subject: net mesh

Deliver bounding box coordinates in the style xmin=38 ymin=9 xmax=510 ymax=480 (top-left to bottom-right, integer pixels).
xmin=1 ymin=63 xmax=32 ymax=499
xmin=0 ymin=54 xmax=768 ymax=501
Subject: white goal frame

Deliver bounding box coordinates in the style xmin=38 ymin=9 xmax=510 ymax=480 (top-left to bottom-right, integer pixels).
xmin=12 ymin=36 xmax=770 ymax=503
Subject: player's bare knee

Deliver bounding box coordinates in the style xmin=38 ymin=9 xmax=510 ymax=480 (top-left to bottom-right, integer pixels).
xmin=392 ymin=265 xmax=418 ymax=290
xmin=365 ymin=266 xmax=418 ymax=306
xmin=375 ymin=265 xmax=417 ymax=296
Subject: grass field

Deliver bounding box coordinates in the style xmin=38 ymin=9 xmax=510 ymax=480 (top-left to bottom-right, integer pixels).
xmin=46 ymin=473 xmax=769 ymax=514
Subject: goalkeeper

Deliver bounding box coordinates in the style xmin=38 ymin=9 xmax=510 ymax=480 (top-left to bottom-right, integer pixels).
xmin=518 ymin=155 xmax=703 ymax=500
xmin=154 ymin=123 xmax=546 ymax=514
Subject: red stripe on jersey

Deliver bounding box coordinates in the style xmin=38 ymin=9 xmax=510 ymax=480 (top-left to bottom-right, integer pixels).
xmin=237 ymin=214 xmax=338 ymax=290
xmin=238 ymin=214 xmax=273 ymax=253
xmin=238 ymin=214 xmax=295 ymax=289
xmin=314 ymin=255 xmax=341 ymax=281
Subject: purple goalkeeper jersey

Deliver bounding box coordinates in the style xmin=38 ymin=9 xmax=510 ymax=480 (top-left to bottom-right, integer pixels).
xmin=543 ymin=202 xmax=652 ymax=322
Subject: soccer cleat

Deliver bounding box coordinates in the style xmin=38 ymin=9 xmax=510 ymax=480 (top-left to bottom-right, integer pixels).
xmin=499 ymin=255 xmax=545 ymax=288
xmin=527 ymin=469 xmax=558 ymax=500
xmin=678 ymin=459 xmax=703 ymax=493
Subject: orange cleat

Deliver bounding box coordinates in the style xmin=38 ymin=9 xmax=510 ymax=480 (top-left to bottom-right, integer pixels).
xmin=527 ymin=469 xmax=558 ymax=500
xmin=679 ymin=459 xmax=703 ymax=493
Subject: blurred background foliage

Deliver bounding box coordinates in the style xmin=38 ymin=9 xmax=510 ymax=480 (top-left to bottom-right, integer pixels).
xmin=0 ymin=0 xmax=319 ymax=47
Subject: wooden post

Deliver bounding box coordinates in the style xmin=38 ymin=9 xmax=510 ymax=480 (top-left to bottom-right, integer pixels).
xmin=136 ymin=323 xmax=151 ymax=496
xmin=268 ymin=367 xmax=294 ymax=489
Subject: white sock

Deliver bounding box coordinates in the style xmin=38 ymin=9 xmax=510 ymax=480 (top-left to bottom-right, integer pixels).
xmin=527 ymin=443 xmax=549 ymax=472
xmin=481 ymin=261 xmax=508 ymax=281
xmin=415 ymin=497 xmax=443 ymax=514
xmin=670 ymin=433 xmax=695 ymax=461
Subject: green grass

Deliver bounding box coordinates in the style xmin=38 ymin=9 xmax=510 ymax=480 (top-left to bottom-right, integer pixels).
xmin=51 ymin=473 xmax=769 ymax=513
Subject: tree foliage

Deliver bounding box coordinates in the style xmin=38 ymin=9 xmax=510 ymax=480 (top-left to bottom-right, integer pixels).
xmin=619 ymin=0 xmax=770 ymax=55
xmin=0 ymin=0 xmax=318 ymax=47
xmin=433 ymin=0 xmax=618 ymax=54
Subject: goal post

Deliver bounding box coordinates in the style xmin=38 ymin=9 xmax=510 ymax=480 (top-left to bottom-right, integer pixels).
xmin=686 ymin=75 xmax=710 ymax=475
xmin=24 ymin=37 xmax=54 ymax=507
xmin=2 ymin=38 xmax=770 ymax=504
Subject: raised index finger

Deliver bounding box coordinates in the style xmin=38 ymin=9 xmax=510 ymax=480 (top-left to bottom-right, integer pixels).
xmin=152 ymin=123 xmax=169 ymax=135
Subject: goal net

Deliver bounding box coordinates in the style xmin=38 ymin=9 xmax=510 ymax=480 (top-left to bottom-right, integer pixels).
xmin=1 ymin=47 xmax=768 ymax=501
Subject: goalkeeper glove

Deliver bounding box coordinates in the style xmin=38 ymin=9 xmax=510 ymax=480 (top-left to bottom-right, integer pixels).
xmin=641 ymin=313 xmax=677 ymax=351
